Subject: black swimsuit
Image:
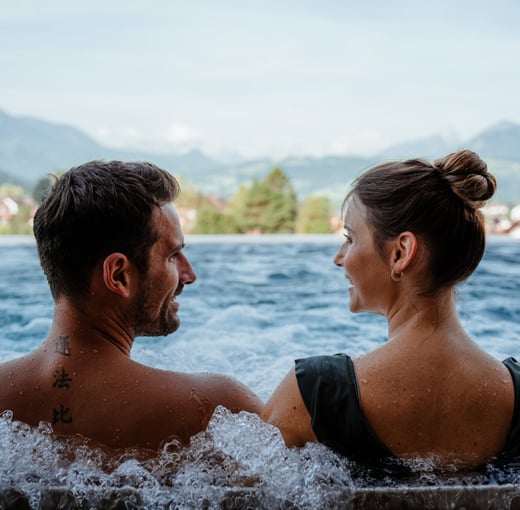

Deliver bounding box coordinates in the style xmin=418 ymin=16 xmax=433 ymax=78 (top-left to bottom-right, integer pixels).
xmin=295 ymin=354 xmax=520 ymax=460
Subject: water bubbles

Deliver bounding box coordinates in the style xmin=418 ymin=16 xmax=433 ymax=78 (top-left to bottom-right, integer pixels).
xmin=0 ymin=407 xmax=353 ymax=508
xmin=1 ymin=409 xmax=13 ymax=421
xmin=1 ymin=401 xmax=520 ymax=508
xmin=155 ymin=407 xmax=355 ymax=508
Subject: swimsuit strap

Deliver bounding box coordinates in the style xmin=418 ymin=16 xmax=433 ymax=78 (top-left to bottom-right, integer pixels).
xmin=501 ymin=357 xmax=520 ymax=458
xmin=295 ymin=353 xmax=392 ymax=459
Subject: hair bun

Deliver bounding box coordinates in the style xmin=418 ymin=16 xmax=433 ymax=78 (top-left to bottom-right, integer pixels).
xmin=433 ymin=149 xmax=496 ymax=209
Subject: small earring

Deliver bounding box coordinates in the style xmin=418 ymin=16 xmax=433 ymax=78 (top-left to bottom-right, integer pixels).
xmin=391 ymin=269 xmax=403 ymax=282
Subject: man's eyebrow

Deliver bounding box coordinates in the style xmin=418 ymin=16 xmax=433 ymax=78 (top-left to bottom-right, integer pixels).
xmin=167 ymin=241 xmax=185 ymax=253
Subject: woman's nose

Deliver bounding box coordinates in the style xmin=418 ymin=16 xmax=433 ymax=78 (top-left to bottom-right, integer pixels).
xmin=333 ymin=245 xmax=345 ymax=267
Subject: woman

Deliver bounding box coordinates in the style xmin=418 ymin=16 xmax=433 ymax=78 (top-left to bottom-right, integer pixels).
xmin=262 ymin=150 xmax=520 ymax=467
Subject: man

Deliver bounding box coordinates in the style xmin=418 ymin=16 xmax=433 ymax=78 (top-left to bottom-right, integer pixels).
xmin=0 ymin=161 xmax=262 ymax=450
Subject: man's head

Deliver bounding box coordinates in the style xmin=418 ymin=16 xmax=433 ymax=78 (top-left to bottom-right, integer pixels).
xmin=33 ymin=161 xmax=180 ymax=301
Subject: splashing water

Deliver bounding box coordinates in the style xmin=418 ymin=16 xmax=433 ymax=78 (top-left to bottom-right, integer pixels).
xmin=2 ymin=407 xmax=520 ymax=509
xmin=0 ymin=407 xmax=357 ymax=508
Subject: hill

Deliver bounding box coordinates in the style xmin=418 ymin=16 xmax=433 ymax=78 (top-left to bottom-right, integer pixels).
xmin=467 ymin=121 xmax=520 ymax=161
xmin=0 ymin=108 xmax=519 ymax=204
xmin=0 ymin=109 xmax=220 ymax=185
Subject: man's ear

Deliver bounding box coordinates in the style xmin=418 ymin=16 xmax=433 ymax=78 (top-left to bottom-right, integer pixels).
xmin=390 ymin=231 xmax=418 ymax=274
xmin=102 ymin=253 xmax=132 ymax=298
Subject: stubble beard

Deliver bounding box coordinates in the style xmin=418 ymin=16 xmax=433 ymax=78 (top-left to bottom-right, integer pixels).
xmin=131 ymin=283 xmax=180 ymax=337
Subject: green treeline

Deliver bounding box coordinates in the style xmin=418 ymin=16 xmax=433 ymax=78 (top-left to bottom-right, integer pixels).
xmin=0 ymin=167 xmax=337 ymax=235
xmin=177 ymin=167 xmax=335 ymax=234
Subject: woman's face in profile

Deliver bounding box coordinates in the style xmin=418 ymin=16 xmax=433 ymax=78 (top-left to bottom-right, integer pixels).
xmin=334 ymin=200 xmax=391 ymax=316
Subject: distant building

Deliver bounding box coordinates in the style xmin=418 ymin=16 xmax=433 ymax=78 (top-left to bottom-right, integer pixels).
xmin=0 ymin=197 xmax=19 ymax=221
xmin=482 ymin=203 xmax=520 ymax=236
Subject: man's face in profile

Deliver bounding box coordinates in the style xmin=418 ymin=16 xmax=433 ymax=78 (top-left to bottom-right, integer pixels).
xmin=130 ymin=204 xmax=196 ymax=337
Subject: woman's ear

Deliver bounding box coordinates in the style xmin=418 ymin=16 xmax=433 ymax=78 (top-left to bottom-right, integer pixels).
xmin=391 ymin=231 xmax=418 ymax=274
xmin=102 ymin=253 xmax=132 ymax=298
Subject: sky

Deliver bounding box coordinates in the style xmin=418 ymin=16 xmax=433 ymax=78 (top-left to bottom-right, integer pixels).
xmin=1 ymin=0 xmax=519 ymax=160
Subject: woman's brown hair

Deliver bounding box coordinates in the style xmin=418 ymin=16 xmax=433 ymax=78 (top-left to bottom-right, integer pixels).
xmin=346 ymin=150 xmax=496 ymax=294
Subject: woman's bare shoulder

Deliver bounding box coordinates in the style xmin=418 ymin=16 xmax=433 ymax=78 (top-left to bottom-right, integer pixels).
xmin=261 ymin=367 xmax=317 ymax=447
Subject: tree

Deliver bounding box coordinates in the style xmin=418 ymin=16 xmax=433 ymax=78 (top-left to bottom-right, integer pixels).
xmin=261 ymin=167 xmax=298 ymax=233
xmin=175 ymin=176 xmax=212 ymax=210
xmin=227 ymin=167 xmax=297 ymax=233
xmin=193 ymin=207 xmax=238 ymax=234
xmin=0 ymin=184 xmax=27 ymax=200
xmin=32 ymin=175 xmax=55 ymax=205
xmin=296 ymin=196 xmax=333 ymax=233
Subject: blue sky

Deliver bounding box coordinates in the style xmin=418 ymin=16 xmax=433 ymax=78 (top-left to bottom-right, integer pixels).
xmin=1 ymin=0 xmax=519 ymax=159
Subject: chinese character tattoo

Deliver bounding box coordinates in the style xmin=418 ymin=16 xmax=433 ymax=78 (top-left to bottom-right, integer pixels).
xmin=53 ymin=368 xmax=72 ymax=389
xmin=55 ymin=335 xmax=71 ymax=356
xmin=52 ymin=404 xmax=73 ymax=424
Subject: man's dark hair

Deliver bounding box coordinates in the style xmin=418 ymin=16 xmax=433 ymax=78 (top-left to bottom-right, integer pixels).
xmin=33 ymin=161 xmax=180 ymax=300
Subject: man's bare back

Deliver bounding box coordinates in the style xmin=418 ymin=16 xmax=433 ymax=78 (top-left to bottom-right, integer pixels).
xmin=0 ymin=337 xmax=259 ymax=449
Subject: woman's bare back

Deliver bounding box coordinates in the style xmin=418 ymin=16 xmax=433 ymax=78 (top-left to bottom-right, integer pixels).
xmin=354 ymin=335 xmax=514 ymax=465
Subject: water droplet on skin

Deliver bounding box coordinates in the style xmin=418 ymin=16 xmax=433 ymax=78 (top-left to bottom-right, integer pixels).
xmin=360 ymin=378 xmax=368 ymax=384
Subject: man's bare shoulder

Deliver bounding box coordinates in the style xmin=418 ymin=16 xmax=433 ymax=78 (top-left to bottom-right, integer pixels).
xmin=130 ymin=360 xmax=263 ymax=414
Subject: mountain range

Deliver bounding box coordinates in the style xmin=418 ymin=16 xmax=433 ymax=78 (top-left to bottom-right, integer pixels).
xmin=1 ymin=109 xmax=519 ymax=204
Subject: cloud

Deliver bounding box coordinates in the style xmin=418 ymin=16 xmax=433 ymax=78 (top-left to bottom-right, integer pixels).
xmin=165 ymin=124 xmax=203 ymax=149
xmin=93 ymin=123 xmax=204 ymax=154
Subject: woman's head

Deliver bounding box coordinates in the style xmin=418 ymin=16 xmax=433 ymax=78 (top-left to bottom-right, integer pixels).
xmin=344 ymin=150 xmax=496 ymax=294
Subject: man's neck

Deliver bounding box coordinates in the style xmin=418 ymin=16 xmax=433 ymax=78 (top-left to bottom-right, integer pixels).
xmin=47 ymin=298 xmax=135 ymax=357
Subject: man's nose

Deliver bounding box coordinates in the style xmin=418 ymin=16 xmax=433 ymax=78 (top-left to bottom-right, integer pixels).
xmin=180 ymin=254 xmax=197 ymax=284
